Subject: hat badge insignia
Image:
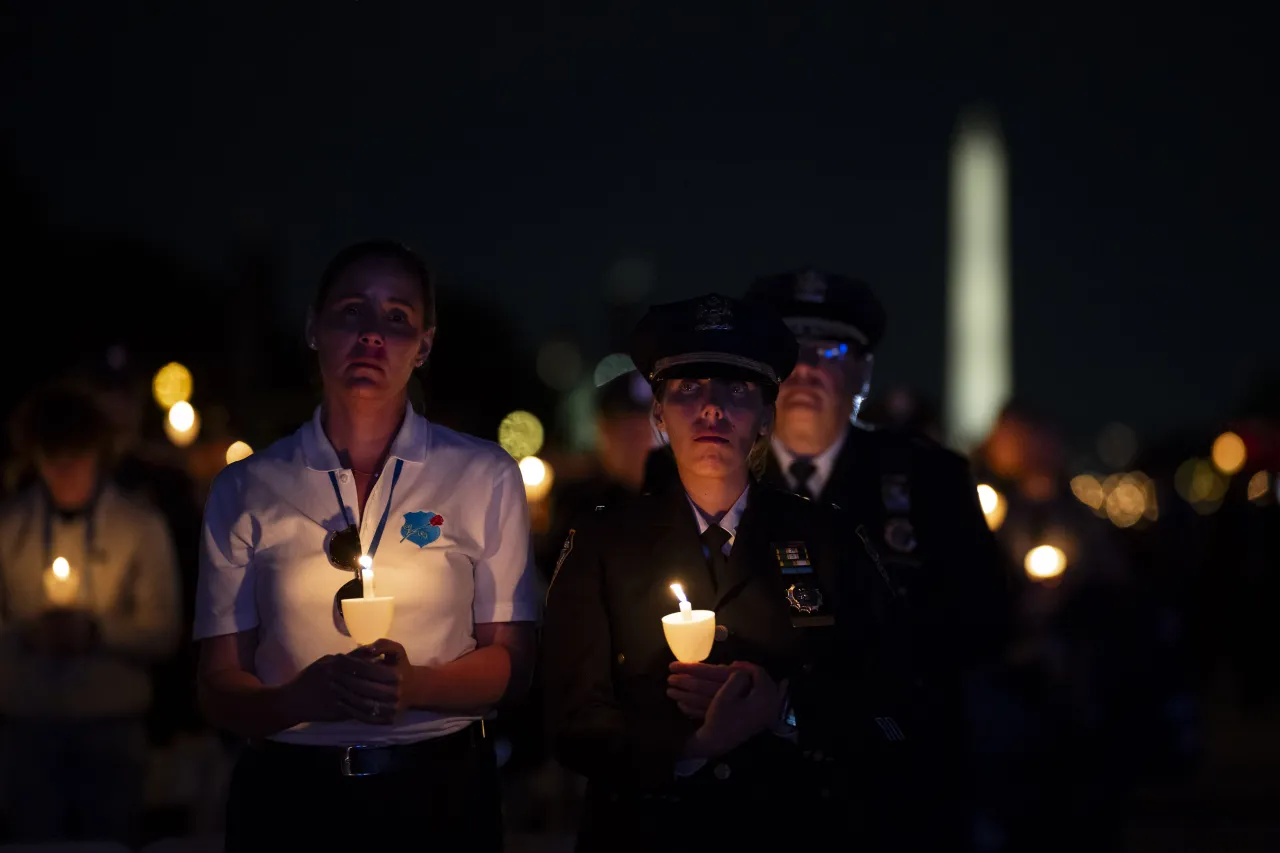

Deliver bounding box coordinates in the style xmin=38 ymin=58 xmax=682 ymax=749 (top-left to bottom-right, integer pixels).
xmin=794 ymin=271 xmax=827 ymax=304
xmin=694 ymin=295 xmax=734 ymax=331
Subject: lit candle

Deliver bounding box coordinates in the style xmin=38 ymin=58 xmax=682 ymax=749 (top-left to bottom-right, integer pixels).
xmin=344 ymin=555 xmax=395 ymax=645
xmin=670 ymin=583 xmax=693 ymax=621
xmin=359 ymin=555 xmax=375 ymax=600
xmin=661 ymin=582 xmax=715 ymax=663
xmin=44 ymin=556 xmax=80 ymax=607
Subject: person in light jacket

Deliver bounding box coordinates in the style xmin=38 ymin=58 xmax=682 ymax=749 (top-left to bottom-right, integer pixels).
xmin=0 ymin=382 xmax=182 ymax=844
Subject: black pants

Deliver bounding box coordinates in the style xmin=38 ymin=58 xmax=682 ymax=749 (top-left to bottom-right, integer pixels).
xmin=224 ymin=723 xmax=503 ymax=852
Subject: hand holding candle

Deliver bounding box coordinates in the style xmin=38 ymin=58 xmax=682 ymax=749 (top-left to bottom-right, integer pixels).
xmin=342 ymin=554 xmax=394 ymax=645
xmin=661 ymin=582 xmax=715 ymax=663
xmin=43 ymin=556 xmax=80 ymax=608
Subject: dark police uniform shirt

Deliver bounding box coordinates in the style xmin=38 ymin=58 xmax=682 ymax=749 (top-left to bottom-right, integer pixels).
xmin=769 ymin=424 xmax=1011 ymax=849
xmin=764 ymin=424 xmax=1011 ymax=674
xmin=542 ymin=478 xmax=912 ymax=852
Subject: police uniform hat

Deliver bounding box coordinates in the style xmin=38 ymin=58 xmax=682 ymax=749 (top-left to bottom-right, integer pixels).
xmin=628 ymin=292 xmax=798 ymax=397
xmin=746 ymin=268 xmax=887 ymax=353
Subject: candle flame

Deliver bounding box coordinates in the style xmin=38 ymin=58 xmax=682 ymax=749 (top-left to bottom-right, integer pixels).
xmin=670 ymin=583 xmax=688 ymax=604
xmin=358 ymin=555 xmax=372 ymax=570
xmin=52 ymin=557 xmax=70 ymax=580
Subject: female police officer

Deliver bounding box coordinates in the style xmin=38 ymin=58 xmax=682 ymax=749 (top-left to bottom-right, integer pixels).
xmin=542 ymin=293 xmax=912 ymax=852
xmin=194 ymin=241 xmax=540 ymax=851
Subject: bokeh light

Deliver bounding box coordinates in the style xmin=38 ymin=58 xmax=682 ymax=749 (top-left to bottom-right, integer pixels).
xmin=519 ymin=456 xmax=554 ymax=502
xmin=164 ymin=402 xmax=200 ymax=447
xmin=152 ymin=362 xmax=193 ymax=410
xmin=593 ymin=353 xmax=637 ymax=387
xmin=1211 ymin=431 xmax=1246 ymax=475
xmin=498 ymin=411 xmax=545 ymax=458
xmin=1104 ymin=475 xmax=1147 ymax=528
xmin=1070 ymin=474 xmax=1105 ymax=512
xmin=1247 ymin=470 xmax=1271 ymax=503
xmin=225 ymin=441 xmax=254 ymax=465
xmin=168 ymin=401 xmax=195 ymax=432
xmin=1024 ymin=544 xmax=1067 ymax=581
xmin=1175 ymin=458 xmax=1228 ymax=515
xmin=976 ymin=483 xmax=1007 ymax=531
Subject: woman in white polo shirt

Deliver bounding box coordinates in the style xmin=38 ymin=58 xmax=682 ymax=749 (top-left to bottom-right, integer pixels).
xmin=195 ymin=240 xmax=540 ymax=852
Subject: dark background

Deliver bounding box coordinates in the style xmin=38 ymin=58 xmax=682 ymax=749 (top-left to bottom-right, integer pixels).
xmin=3 ymin=3 xmax=1276 ymax=446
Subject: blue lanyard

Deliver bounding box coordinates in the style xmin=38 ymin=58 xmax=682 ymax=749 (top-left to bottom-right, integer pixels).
xmin=328 ymin=458 xmax=404 ymax=560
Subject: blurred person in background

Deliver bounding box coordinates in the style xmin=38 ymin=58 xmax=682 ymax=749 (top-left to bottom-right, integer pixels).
xmin=194 ymin=240 xmax=540 ymax=852
xmin=974 ymin=400 xmax=1194 ymax=853
xmin=79 ymin=347 xmax=205 ymax=743
xmin=538 ymin=369 xmax=655 ymax=578
xmin=0 ymin=382 xmax=183 ymax=844
xmin=744 ymin=268 xmax=1010 ymax=851
xmin=860 ymin=384 xmax=944 ymax=443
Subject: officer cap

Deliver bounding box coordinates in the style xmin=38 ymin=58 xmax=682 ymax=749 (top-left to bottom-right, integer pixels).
xmin=628 ymin=293 xmax=798 ymax=398
xmin=746 ymin=268 xmax=887 ymax=353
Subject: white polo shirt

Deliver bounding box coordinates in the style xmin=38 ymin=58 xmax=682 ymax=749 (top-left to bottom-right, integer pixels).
xmin=194 ymin=403 xmax=542 ymax=746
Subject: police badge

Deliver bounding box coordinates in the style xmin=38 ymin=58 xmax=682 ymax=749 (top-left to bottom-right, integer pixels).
xmin=884 ymin=517 xmax=918 ymax=554
xmin=785 ymin=582 xmax=824 ymax=614
xmin=693 ymin=295 xmax=734 ymax=331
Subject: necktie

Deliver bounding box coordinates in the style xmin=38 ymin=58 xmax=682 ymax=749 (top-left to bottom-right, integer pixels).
xmin=700 ymin=525 xmax=731 ymax=590
xmin=789 ymin=457 xmax=817 ymax=501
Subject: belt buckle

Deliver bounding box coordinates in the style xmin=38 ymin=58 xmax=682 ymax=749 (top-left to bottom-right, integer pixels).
xmin=340 ymin=745 xmax=375 ymax=778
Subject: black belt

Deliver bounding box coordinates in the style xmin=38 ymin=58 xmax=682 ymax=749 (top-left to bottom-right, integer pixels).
xmin=249 ymin=721 xmax=487 ymax=778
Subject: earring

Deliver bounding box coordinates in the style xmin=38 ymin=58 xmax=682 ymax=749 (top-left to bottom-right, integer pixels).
xmin=308 ymin=338 xmax=318 ymax=350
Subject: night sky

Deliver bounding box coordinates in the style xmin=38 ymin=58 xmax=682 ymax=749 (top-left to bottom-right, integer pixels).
xmin=3 ymin=2 xmax=1275 ymax=444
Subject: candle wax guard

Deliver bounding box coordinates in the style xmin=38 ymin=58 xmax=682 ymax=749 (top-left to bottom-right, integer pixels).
xmin=342 ymin=595 xmax=395 ymax=645
xmin=662 ymin=609 xmax=716 ymax=662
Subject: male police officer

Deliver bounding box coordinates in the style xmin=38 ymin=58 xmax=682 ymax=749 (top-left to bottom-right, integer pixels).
xmin=745 ymin=268 xmax=1011 ymax=851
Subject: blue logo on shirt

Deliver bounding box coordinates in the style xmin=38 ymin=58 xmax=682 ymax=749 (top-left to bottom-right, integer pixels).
xmin=400 ymin=511 xmax=443 ymax=548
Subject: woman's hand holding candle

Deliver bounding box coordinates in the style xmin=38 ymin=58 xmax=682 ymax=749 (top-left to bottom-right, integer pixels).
xmin=335 ymin=639 xmax=412 ymax=724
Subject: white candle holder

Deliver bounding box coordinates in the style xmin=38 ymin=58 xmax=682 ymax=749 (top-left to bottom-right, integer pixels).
xmin=662 ymin=609 xmax=716 ymax=662
xmin=341 ymin=596 xmax=395 ymax=646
